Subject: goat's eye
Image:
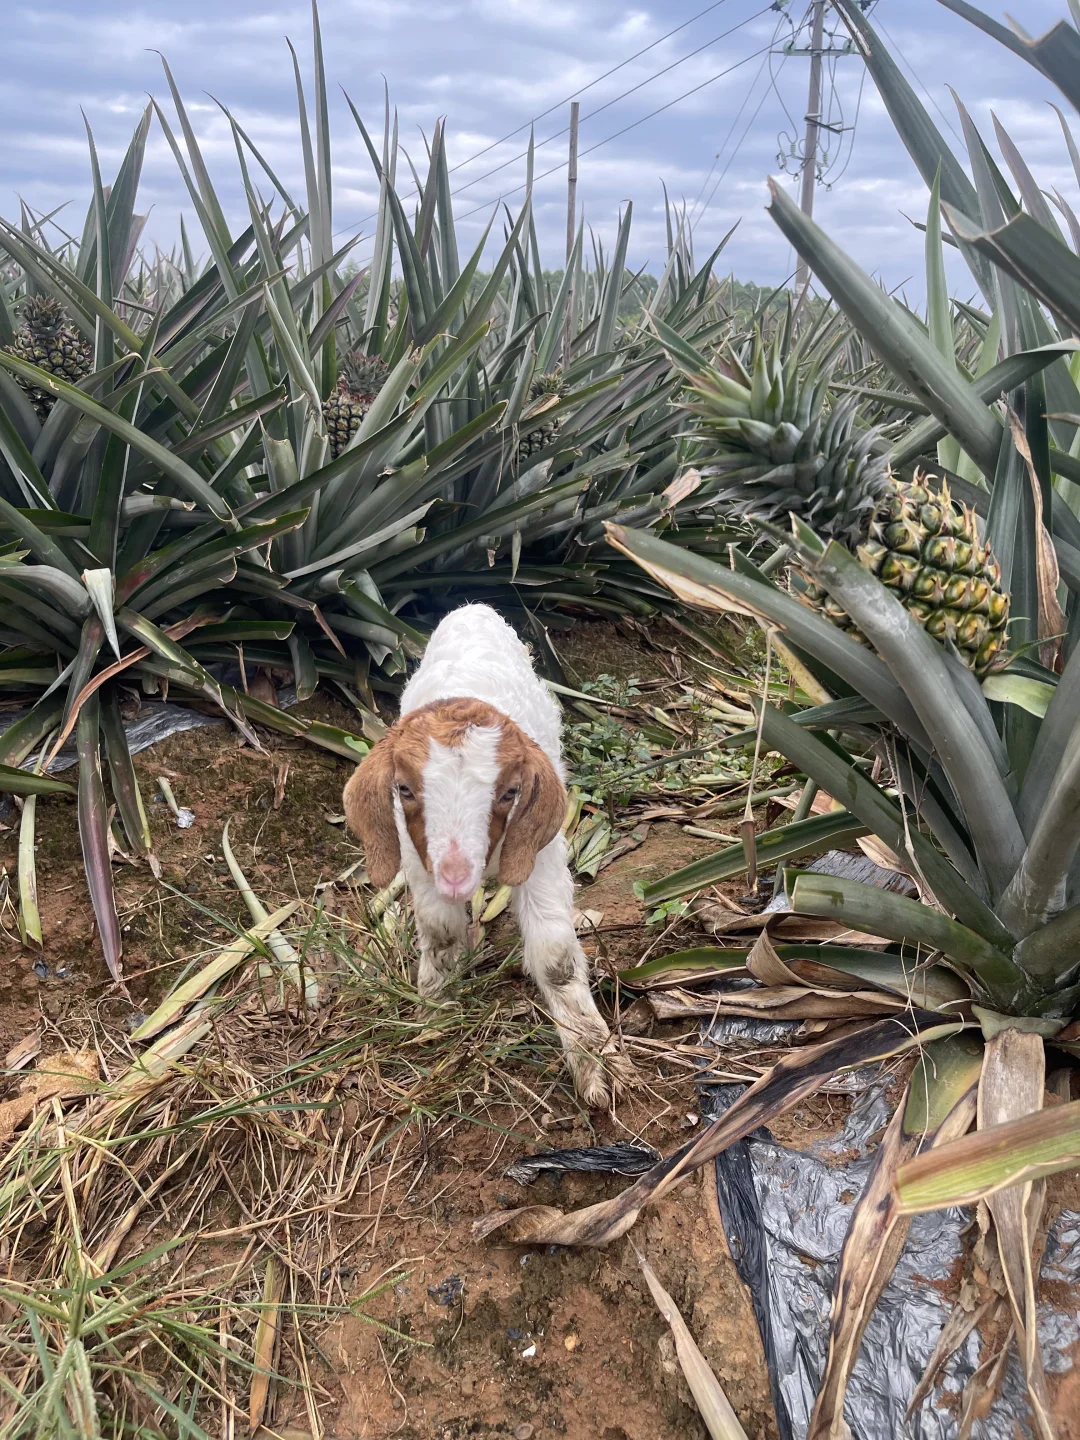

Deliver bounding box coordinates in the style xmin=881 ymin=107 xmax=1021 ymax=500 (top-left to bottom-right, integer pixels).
xmin=500 ymin=785 xmax=519 ymax=804
xmin=396 ymin=783 xmax=414 ymax=801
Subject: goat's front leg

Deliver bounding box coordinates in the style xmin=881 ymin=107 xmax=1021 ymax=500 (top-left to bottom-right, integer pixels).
xmin=513 ymin=837 xmax=625 ymax=1108
xmin=406 ymin=859 xmax=469 ymax=997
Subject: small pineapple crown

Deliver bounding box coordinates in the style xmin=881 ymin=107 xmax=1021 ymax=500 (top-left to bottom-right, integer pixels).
xmin=339 ymin=349 xmax=390 ymax=395
xmin=529 ymin=369 xmax=565 ymax=402
xmin=18 ymin=295 xmax=68 ymax=335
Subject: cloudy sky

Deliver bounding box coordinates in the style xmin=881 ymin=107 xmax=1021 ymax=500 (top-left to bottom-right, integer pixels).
xmin=2 ymin=0 xmax=1072 ymax=302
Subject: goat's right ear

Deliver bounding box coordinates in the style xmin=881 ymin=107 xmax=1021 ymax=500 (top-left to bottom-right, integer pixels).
xmin=343 ymin=735 xmax=401 ymax=888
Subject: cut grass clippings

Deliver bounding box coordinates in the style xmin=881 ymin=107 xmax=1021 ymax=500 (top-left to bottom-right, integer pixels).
xmin=0 ymin=882 xmax=688 ymax=1438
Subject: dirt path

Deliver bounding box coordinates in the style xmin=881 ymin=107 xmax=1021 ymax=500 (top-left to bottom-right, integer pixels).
xmin=0 ymin=671 xmax=781 ymax=1438
xmin=4 ymin=627 xmax=1076 ymax=1437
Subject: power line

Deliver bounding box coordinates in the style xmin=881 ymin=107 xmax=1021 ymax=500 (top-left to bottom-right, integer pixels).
xmin=769 ymin=2 xmax=810 ymax=149
xmin=689 ymin=47 xmax=771 ymax=217
xmin=694 ymin=58 xmax=776 ymax=223
xmin=874 ymin=15 xmax=965 ymax=149
xmin=332 ymin=3 xmax=772 ymax=240
xmin=452 ymin=37 xmax=777 ymax=225
xmin=822 ymin=62 xmax=867 ymax=186
xmin=445 ymin=0 xmax=739 ymax=177
xmin=689 ymin=5 xmax=793 ymax=224
xmin=446 ymin=5 xmax=774 ymax=204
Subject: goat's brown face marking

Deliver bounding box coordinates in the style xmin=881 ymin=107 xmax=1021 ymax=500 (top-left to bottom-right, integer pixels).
xmin=342 ymin=696 xmax=566 ymax=893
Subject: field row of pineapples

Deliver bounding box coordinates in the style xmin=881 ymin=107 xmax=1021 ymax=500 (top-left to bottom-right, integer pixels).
xmin=5 ymin=0 xmax=1080 ymax=1428
xmin=0 ymin=2 xmax=780 ymax=974
xmin=596 ymin=6 xmax=1080 ymax=1434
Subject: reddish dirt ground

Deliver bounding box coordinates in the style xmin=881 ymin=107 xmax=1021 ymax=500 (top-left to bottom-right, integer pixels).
xmin=0 ymin=677 xmax=781 ymax=1439
xmin=2 ymin=620 xmax=1078 ymax=1437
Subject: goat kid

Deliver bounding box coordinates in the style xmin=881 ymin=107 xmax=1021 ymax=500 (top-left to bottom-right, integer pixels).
xmin=343 ymin=604 xmax=623 ymax=1107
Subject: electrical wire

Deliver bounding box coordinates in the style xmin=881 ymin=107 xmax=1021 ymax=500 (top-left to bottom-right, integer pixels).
xmin=331 ymin=5 xmax=774 ymax=239
xmin=329 ymin=0 xmax=755 ymax=238
xmin=688 ymin=46 xmax=772 ymax=219
xmin=874 ymin=14 xmax=965 ymax=148
xmin=446 ymin=4 xmax=774 ymax=203
xmin=446 ymin=0 xmax=740 ymax=177
xmin=823 ymin=62 xmax=867 ymax=187
xmin=452 ymin=37 xmax=778 ymax=225
xmin=769 ymin=0 xmax=809 ymax=166
xmin=688 ymin=2 xmax=792 ymax=222
xmin=693 ymin=60 xmax=776 ymax=224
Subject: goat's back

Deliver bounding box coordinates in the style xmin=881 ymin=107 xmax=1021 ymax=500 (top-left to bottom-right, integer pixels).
xmin=400 ymin=604 xmax=562 ymax=765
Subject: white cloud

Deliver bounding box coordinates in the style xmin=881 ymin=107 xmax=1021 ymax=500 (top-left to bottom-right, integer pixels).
xmin=1 ymin=0 xmax=1074 ymax=303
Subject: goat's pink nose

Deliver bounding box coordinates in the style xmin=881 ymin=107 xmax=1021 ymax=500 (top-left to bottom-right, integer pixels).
xmin=436 ymin=846 xmax=473 ymax=891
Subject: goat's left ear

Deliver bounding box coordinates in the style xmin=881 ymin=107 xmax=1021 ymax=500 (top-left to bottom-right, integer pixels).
xmin=498 ymin=739 xmax=566 ymax=886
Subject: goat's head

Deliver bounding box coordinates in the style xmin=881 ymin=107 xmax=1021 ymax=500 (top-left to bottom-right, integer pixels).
xmin=343 ymin=698 xmax=565 ymax=899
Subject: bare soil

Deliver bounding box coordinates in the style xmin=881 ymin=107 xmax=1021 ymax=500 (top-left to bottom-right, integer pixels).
xmin=322 ymin=1109 xmax=777 ymax=1440
xmin=2 ymin=618 xmax=1078 ymax=1438
xmin=0 ymin=639 xmax=781 ymax=1439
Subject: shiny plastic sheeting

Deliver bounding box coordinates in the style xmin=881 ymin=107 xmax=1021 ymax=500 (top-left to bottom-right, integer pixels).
xmin=702 ymin=1054 xmax=1080 ymax=1439
xmin=0 ymin=685 xmax=299 ymax=773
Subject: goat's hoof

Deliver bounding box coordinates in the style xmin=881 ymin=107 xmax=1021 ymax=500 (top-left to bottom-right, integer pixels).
xmin=574 ymin=1063 xmax=613 ymax=1111
xmin=567 ymin=1046 xmax=622 ymax=1110
xmin=415 ymin=956 xmax=461 ymax=999
xmin=601 ymin=1041 xmax=638 ymax=1096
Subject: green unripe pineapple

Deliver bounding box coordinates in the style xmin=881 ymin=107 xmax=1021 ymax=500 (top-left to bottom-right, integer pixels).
xmin=516 ymin=370 xmax=566 ymax=466
xmin=322 ymin=350 xmax=390 ymax=459
xmin=684 ymin=337 xmax=1010 ymax=676
xmin=7 ymin=296 xmax=93 ymax=421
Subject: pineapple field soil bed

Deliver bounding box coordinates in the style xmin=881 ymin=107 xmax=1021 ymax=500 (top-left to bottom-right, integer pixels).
xmin=0 ymin=607 xmax=758 ymax=1043
xmin=0 ymin=801 xmax=778 ymax=1438
xmin=0 ymin=707 xmax=734 ymax=1045
xmin=315 ymin=1101 xmax=779 ymax=1440
xmin=0 ymin=688 xmax=370 ymax=1046
xmin=0 ymin=630 xmax=787 ymax=1436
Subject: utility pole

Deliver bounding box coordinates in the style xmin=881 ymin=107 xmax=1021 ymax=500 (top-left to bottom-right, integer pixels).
xmin=563 ymin=101 xmax=580 ymax=368
xmin=795 ymin=0 xmax=826 ymax=295
xmin=565 ymin=101 xmax=579 ymax=265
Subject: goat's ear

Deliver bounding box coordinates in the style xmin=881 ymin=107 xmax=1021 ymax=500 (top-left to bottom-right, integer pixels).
xmin=498 ymin=740 xmax=566 ymax=886
xmin=343 ymin=734 xmax=401 ymax=888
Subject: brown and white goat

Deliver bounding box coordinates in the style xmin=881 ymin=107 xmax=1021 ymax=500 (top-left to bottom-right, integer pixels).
xmin=343 ymin=604 xmax=624 ymax=1107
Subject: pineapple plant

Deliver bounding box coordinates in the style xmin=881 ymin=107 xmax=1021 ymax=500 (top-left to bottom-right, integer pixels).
xmin=322 ymin=350 xmax=390 ymax=459
xmin=516 ymin=370 xmax=566 ymax=466
xmin=680 ymin=336 xmax=1009 ymax=676
xmin=7 ymin=295 xmax=93 ymax=420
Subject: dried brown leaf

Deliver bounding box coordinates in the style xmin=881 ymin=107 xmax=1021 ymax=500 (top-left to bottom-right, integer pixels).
xmin=473 ymin=1014 xmax=962 ymax=1249
xmin=0 ymin=1050 xmax=98 ymax=1143
xmin=648 ymin=986 xmax=903 ymax=1023
xmin=906 ymin=1282 xmax=994 ymax=1421
xmin=978 ymin=1028 xmax=1055 ymax=1440
xmin=810 ymin=1070 xmax=977 ymax=1439
xmin=1008 ymin=410 xmax=1065 ymax=671
xmin=249 ymin=1255 xmax=284 ymax=1431
xmin=662 ymin=467 xmax=704 ymax=511
xmin=634 ymin=1245 xmax=749 ymax=1439
xmin=3 ymin=1030 xmax=41 ymax=1073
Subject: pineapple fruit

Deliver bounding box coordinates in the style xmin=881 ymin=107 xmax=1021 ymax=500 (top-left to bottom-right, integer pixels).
xmin=7 ymin=296 xmax=93 ymax=421
xmin=516 ymin=370 xmax=565 ymax=466
xmin=322 ymin=350 xmax=390 ymax=459
xmin=684 ymin=337 xmax=1009 ymax=676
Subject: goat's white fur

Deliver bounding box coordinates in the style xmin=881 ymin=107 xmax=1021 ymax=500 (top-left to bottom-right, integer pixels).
xmin=400 ymin=603 xmax=563 ymax=759
xmin=396 ymin=604 xmax=618 ymax=1107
